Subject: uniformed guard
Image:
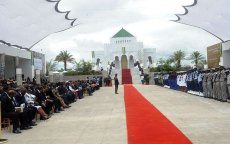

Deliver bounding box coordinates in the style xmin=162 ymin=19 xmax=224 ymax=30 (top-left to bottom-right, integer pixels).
xmin=202 ymin=70 xmax=208 ymax=97
xmin=227 ymin=69 xmax=230 ymax=102
xmin=207 ymin=69 xmax=213 ymax=98
xmin=190 ymin=69 xmax=195 ymax=93
xmin=159 ymin=73 xmax=163 ymax=86
xmin=186 ymin=71 xmax=191 ymax=93
xmin=177 ymin=73 xmax=182 ymax=91
xmin=219 ymin=66 xmax=228 ymax=102
xmin=216 ymin=68 xmax=221 ymax=100
xmin=165 ymin=73 xmax=169 ymax=87
xmin=182 ymin=72 xmax=187 ymax=92
xmin=198 ymin=70 xmax=203 ymax=96
xmin=193 ymin=68 xmax=199 ymax=94
xmin=212 ymin=69 xmax=218 ymax=99
xmin=188 ymin=70 xmax=194 ymax=93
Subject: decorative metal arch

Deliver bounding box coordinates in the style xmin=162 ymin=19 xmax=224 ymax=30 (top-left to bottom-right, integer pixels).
xmin=171 ymin=0 xmax=224 ymax=42
xmin=46 ymin=0 xmax=77 ymax=26
xmin=172 ymin=0 xmax=198 ymax=22
xmin=29 ymin=24 xmax=79 ymax=49
xmin=0 ymin=0 xmax=78 ymax=50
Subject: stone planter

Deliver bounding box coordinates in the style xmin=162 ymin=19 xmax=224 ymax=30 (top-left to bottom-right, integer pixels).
xmin=0 ymin=139 xmax=8 ymax=143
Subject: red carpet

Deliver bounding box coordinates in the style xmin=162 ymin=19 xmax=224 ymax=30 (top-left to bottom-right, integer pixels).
xmin=122 ymin=69 xmax=132 ymax=84
xmin=124 ymin=85 xmax=192 ymax=144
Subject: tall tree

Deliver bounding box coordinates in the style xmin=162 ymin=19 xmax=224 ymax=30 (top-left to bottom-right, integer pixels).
xmin=46 ymin=59 xmax=57 ymax=75
xmin=170 ymin=50 xmax=185 ymax=69
xmin=55 ymin=50 xmax=75 ymax=71
xmin=190 ymin=51 xmax=205 ymax=68
xmin=154 ymin=58 xmax=175 ymax=72
xmin=79 ymin=60 xmax=93 ymax=75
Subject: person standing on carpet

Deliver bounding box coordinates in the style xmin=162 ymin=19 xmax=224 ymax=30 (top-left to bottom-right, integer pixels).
xmin=114 ymin=74 xmax=119 ymax=94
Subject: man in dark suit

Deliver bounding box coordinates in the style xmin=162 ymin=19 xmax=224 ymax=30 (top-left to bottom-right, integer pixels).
xmin=45 ymin=86 xmax=62 ymax=113
xmin=57 ymin=83 xmax=74 ymax=104
xmin=1 ymin=89 xmax=25 ymax=133
xmin=15 ymin=87 xmax=37 ymax=126
xmin=114 ymin=74 xmax=119 ymax=94
xmin=1 ymin=87 xmax=21 ymax=133
xmin=35 ymin=86 xmax=54 ymax=115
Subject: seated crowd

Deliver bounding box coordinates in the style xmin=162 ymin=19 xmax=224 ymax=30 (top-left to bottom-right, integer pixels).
xmin=0 ymin=77 xmax=101 ymax=134
xmin=154 ymin=66 xmax=230 ymax=102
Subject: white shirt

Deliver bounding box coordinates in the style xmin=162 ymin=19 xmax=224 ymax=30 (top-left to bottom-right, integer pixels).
xmin=24 ymin=92 xmax=36 ymax=104
xmin=141 ymin=75 xmax=144 ymax=80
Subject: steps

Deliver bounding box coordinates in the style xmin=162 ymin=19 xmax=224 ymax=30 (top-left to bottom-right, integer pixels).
xmin=111 ymin=69 xmax=121 ymax=83
xmin=130 ymin=68 xmax=142 ymax=84
xmin=122 ymin=69 xmax=132 ymax=84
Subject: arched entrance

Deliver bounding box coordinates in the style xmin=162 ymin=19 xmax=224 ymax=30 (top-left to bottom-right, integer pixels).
xmin=148 ymin=56 xmax=153 ymax=64
xmin=96 ymin=58 xmax=100 ymax=66
xmin=121 ymin=55 xmax=128 ymax=69
xmin=114 ymin=56 xmax=120 ymax=69
xmin=129 ymin=55 xmax=134 ymax=68
xmin=148 ymin=56 xmax=153 ymax=68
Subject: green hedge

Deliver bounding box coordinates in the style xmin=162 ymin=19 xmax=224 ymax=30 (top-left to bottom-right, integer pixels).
xmin=63 ymin=70 xmax=102 ymax=76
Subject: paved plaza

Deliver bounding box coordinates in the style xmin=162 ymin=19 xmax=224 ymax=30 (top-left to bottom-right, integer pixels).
xmin=2 ymin=85 xmax=230 ymax=144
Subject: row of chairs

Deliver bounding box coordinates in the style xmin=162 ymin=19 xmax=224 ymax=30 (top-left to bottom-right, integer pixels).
xmin=1 ymin=118 xmax=11 ymax=132
xmin=1 ymin=90 xmax=91 ymax=132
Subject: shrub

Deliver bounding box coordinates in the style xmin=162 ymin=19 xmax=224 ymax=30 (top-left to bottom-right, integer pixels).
xmin=63 ymin=70 xmax=102 ymax=76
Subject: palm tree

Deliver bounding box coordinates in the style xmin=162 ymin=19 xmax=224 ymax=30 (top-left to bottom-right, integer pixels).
xmin=197 ymin=59 xmax=207 ymax=69
xmin=46 ymin=59 xmax=57 ymax=75
xmin=170 ymin=50 xmax=185 ymax=69
xmin=55 ymin=50 xmax=75 ymax=71
xmin=190 ymin=51 xmax=205 ymax=68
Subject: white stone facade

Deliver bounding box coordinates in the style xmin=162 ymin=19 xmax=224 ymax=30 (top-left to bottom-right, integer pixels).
xmin=222 ymin=41 xmax=230 ymax=68
xmin=0 ymin=44 xmax=45 ymax=80
xmin=92 ymin=28 xmax=156 ymax=70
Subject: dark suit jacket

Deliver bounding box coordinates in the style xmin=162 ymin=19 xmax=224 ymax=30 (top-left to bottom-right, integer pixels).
xmin=35 ymin=90 xmax=46 ymax=105
xmin=58 ymin=86 xmax=68 ymax=95
xmin=15 ymin=92 xmax=27 ymax=107
xmin=114 ymin=77 xmax=119 ymax=85
xmin=1 ymin=95 xmax=16 ymax=115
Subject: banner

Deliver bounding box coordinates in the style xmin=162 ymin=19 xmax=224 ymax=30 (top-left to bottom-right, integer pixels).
xmin=34 ymin=58 xmax=42 ymax=70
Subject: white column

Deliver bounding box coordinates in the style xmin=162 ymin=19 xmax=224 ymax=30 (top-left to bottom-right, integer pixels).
xmin=219 ymin=56 xmax=224 ymax=66
xmin=0 ymin=54 xmax=5 ymax=79
xmin=15 ymin=56 xmax=19 ymax=68
xmin=16 ymin=68 xmax=22 ymax=85
xmin=35 ymin=70 xmax=41 ymax=84
xmin=59 ymin=72 xmax=63 ymax=82
xmin=49 ymin=71 xmax=54 ymax=83
xmin=31 ymin=65 xmax=35 ymax=79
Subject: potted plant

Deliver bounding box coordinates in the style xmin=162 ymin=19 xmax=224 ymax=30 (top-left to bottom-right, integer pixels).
xmin=144 ymin=74 xmax=150 ymax=85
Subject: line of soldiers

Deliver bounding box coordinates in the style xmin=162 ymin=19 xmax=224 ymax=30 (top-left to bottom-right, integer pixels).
xmin=202 ymin=66 xmax=230 ymax=102
xmin=154 ymin=66 xmax=230 ymax=102
xmin=185 ymin=68 xmax=203 ymax=96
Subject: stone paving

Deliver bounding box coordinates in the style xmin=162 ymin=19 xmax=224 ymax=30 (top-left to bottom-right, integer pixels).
xmin=2 ymin=85 xmax=230 ymax=144
xmin=134 ymin=85 xmax=230 ymax=144
xmin=2 ymin=86 xmax=127 ymax=144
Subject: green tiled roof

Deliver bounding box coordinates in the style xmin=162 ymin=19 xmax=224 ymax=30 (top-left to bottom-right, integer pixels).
xmin=112 ymin=28 xmax=134 ymax=38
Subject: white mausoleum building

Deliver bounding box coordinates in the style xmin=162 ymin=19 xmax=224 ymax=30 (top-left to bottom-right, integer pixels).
xmin=92 ymin=28 xmax=156 ymax=70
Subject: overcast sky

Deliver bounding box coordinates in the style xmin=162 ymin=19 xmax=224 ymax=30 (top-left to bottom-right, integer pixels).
xmin=33 ymin=0 xmax=220 ymax=66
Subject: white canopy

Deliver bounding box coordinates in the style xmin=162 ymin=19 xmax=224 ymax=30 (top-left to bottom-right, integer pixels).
xmin=173 ymin=0 xmax=230 ymax=42
xmin=0 ymin=0 xmax=77 ymax=49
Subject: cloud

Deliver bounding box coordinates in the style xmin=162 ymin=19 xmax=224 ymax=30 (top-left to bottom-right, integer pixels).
xmin=33 ymin=0 xmax=221 ymax=66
